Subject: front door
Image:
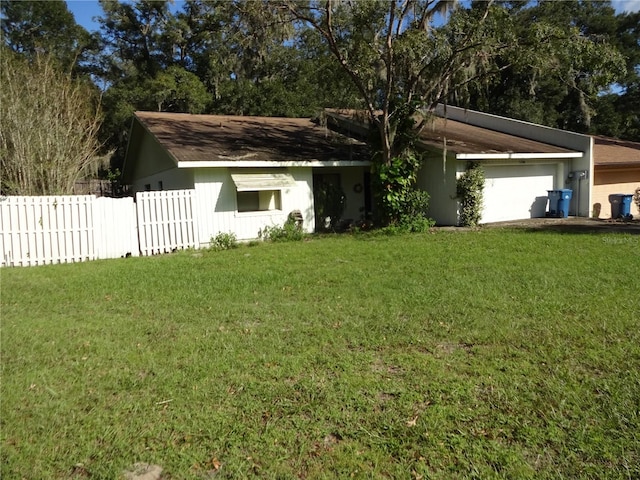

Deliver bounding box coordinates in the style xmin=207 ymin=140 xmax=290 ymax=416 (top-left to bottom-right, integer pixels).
xmin=313 ymin=173 xmax=345 ymax=231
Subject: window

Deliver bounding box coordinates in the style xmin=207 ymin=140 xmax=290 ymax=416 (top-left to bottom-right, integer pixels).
xmin=237 ymin=190 xmax=282 ymax=212
xmin=231 ymin=171 xmax=294 ymax=213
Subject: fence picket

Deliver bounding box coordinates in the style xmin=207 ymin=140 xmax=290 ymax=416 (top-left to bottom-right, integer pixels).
xmin=135 ymin=190 xmax=197 ymax=256
xmin=1 ymin=189 xmax=198 ymax=267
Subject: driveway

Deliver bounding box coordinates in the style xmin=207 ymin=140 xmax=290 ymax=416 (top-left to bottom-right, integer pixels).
xmin=483 ymin=216 xmax=640 ymax=234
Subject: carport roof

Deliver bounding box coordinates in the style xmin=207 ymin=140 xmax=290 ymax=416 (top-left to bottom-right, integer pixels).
xmin=593 ymin=136 xmax=640 ymax=167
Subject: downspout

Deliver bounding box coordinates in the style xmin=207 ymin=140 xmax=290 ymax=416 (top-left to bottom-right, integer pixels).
xmin=577 ymin=171 xmax=589 ymax=217
xmin=567 ymin=169 xmax=588 ymax=217
xmin=577 ymin=175 xmax=581 ymax=217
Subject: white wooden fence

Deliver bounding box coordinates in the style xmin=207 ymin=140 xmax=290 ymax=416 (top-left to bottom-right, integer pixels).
xmin=136 ymin=190 xmax=197 ymax=256
xmin=1 ymin=190 xmax=197 ymax=267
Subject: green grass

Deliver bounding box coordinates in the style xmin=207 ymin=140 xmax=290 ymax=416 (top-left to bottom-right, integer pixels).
xmin=1 ymin=229 xmax=639 ymax=479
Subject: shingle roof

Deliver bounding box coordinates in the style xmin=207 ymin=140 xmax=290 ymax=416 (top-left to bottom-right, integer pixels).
xmin=132 ymin=110 xmax=640 ymax=168
xmin=325 ymin=109 xmax=577 ymax=155
xmin=417 ymin=117 xmax=577 ymax=155
xmin=593 ymin=136 xmax=640 ymax=167
xmin=134 ymin=111 xmax=369 ymax=164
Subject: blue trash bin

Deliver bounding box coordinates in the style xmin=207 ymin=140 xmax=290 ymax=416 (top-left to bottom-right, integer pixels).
xmin=609 ymin=194 xmax=634 ymax=219
xmin=547 ymin=189 xmax=572 ymax=218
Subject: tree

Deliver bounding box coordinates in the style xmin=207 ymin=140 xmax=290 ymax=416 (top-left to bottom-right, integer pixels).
xmin=97 ymin=0 xmax=171 ymax=81
xmin=1 ymin=0 xmax=95 ymax=72
xmin=149 ymin=0 xmax=360 ymax=115
xmin=281 ymin=0 xmax=627 ymax=224
xmin=592 ymin=9 xmax=639 ymax=140
xmin=463 ymin=1 xmax=627 ymax=135
xmin=96 ymin=0 xmax=211 ymax=167
xmin=0 ymin=50 xmax=103 ymax=196
xmin=146 ymin=65 xmax=210 ymax=112
xmin=280 ymin=1 xmax=520 ymax=223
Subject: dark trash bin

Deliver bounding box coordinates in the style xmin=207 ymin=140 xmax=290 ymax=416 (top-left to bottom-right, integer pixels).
xmin=546 ymin=189 xmax=572 ymax=218
xmin=609 ymin=194 xmax=634 ymax=219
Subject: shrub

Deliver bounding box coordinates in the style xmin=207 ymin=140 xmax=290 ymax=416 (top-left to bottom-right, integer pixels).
xmin=372 ymin=153 xmax=422 ymax=226
xmin=374 ymin=191 xmax=434 ymax=235
xmin=398 ymin=189 xmax=435 ymax=232
xmin=457 ymin=163 xmax=485 ymax=227
xmin=258 ymin=218 xmax=305 ymax=242
xmin=634 ymin=186 xmax=640 ymax=213
xmin=210 ymin=232 xmax=238 ymax=251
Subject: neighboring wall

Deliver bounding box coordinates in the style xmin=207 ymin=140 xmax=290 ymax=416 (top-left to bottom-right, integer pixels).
xmin=592 ymin=167 xmax=640 ymax=218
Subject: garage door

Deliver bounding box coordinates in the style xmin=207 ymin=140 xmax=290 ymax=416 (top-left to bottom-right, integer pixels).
xmin=481 ymin=164 xmax=556 ymax=223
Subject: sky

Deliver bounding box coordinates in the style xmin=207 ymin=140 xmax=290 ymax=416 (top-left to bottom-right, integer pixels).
xmin=66 ymin=0 xmax=180 ymax=32
xmin=66 ymin=0 xmax=640 ymax=34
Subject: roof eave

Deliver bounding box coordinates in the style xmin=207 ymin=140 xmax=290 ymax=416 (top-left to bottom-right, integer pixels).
xmin=177 ymin=159 xmax=372 ymax=168
xmin=456 ymin=152 xmax=583 ymax=161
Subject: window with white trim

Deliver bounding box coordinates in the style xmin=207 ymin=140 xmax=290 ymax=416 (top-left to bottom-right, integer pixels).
xmin=231 ymin=171 xmax=295 ymax=213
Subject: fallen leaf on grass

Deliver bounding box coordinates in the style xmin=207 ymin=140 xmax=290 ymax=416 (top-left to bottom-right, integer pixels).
xmin=406 ymin=415 xmax=418 ymax=427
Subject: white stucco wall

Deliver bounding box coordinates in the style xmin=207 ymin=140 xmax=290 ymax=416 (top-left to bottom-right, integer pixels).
xmin=125 ymin=125 xmax=181 ymax=191
xmin=193 ymin=167 xmax=314 ymax=244
xmin=417 ymin=152 xmax=459 ymax=226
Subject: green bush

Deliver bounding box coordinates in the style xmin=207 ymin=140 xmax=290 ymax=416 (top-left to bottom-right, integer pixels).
xmin=398 ymin=189 xmax=435 ymax=232
xmin=373 ymin=153 xmax=422 ymax=225
xmin=210 ymin=232 xmax=238 ymax=251
xmin=375 ymin=189 xmax=434 ymax=235
xmin=258 ymin=218 xmax=305 ymax=242
xmin=457 ymin=163 xmax=485 ymax=227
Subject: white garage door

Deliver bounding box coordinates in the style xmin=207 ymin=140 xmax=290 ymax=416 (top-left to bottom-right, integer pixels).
xmin=481 ymin=164 xmax=556 ymax=223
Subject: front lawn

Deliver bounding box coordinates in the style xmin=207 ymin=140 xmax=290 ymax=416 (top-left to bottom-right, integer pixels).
xmin=1 ymin=229 xmax=638 ymax=479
